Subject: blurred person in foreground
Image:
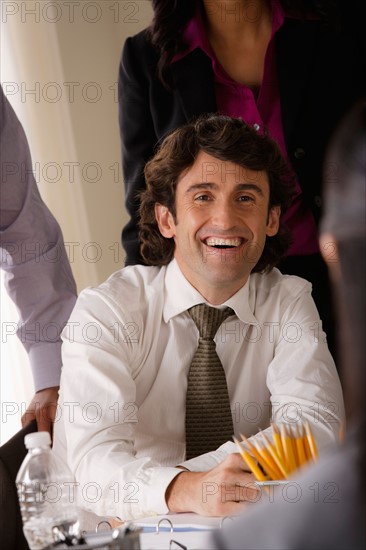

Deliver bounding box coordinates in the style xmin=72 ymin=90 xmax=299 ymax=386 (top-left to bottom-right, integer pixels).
xmin=213 ymin=101 xmax=366 ymax=549
xmin=0 ymin=86 xmax=77 ymax=435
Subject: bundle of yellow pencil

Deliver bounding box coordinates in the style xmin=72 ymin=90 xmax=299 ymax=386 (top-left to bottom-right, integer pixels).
xmin=233 ymin=422 xmax=318 ymax=482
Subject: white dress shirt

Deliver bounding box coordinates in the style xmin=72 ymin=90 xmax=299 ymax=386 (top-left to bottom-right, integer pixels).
xmin=53 ymin=259 xmax=344 ymax=520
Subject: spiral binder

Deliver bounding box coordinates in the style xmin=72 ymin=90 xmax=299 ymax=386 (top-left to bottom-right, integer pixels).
xmin=46 ymin=514 xmax=220 ymax=549
xmin=46 ymin=524 xmax=141 ymax=549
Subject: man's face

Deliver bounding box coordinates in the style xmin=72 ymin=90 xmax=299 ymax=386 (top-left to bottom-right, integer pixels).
xmin=155 ymin=151 xmax=280 ymax=302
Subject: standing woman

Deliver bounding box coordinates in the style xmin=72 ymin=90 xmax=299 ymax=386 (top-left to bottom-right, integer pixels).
xmin=118 ymin=0 xmax=365 ymax=353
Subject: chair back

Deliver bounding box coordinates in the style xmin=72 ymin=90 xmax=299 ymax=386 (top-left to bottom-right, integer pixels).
xmin=0 ymin=420 xmax=37 ymax=550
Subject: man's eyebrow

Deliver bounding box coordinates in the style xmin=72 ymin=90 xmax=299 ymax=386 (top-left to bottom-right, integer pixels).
xmin=184 ymin=183 xmax=217 ymax=194
xmin=185 ymin=182 xmax=264 ymax=196
xmin=236 ymin=183 xmax=264 ymax=196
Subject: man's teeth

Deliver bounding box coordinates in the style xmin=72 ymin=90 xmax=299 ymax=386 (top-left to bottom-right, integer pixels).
xmin=205 ymin=238 xmax=242 ymax=248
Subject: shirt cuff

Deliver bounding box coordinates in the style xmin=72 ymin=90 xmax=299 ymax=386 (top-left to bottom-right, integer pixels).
xmin=101 ymin=466 xmax=183 ymax=520
xmin=28 ymin=342 xmax=62 ymax=391
xmin=140 ymin=466 xmax=183 ymax=516
xmin=179 ymin=441 xmax=238 ymax=471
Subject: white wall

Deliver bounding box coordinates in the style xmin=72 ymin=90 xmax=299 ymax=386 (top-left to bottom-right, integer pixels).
xmin=1 ymin=0 xmax=153 ymax=288
xmin=0 ymin=0 xmax=153 ymax=442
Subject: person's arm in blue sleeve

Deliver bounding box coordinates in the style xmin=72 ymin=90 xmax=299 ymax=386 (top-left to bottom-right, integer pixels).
xmin=0 ymin=86 xmax=77 ymax=435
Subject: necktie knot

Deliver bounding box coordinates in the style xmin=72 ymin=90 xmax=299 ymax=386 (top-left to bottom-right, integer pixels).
xmin=188 ymin=304 xmax=234 ymax=340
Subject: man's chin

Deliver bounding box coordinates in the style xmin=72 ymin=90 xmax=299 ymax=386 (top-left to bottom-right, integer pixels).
xmin=199 ymin=261 xmax=250 ymax=286
xmin=201 ymin=246 xmax=245 ymax=265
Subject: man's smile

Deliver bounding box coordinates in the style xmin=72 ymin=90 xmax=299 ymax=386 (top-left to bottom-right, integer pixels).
xmin=202 ymin=237 xmax=246 ymax=249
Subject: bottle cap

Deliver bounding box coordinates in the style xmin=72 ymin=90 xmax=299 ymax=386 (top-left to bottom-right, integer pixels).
xmin=24 ymin=431 xmax=51 ymax=449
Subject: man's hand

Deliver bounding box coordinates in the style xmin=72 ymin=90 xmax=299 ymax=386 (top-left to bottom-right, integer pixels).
xmin=166 ymin=453 xmax=259 ymax=516
xmin=21 ymin=386 xmax=59 ymax=436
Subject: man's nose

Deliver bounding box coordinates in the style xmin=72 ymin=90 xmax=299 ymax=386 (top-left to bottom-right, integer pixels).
xmin=211 ymin=202 xmax=236 ymax=228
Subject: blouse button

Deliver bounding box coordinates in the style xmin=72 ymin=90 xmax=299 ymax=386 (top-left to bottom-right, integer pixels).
xmin=294 ymin=147 xmax=306 ymax=159
xmin=314 ymin=195 xmax=322 ymax=208
xmin=253 ymin=123 xmax=260 ymax=131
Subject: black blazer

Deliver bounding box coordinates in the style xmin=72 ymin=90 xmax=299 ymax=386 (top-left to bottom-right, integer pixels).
xmin=118 ymin=17 xmax=365 ymax=266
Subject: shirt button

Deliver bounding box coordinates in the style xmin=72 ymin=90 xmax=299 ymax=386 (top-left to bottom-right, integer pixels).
xmin=314 ymin=195 xmax=322 ymax=208
xmin=294 ymin=147 xmax=306 ymax=159
xmin=253 ymin=123 xmax=260 ymax=131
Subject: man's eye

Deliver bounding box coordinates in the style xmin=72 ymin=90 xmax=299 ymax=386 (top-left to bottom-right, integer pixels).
xmin=238 ymin=195 xmax=254 ymax=202
xmin=195 ymin=194 xmax=210 ymax=201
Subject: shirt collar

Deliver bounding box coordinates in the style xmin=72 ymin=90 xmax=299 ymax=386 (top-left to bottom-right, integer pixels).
xmin=171 ymin=8 xmax=210 ymax=64
xmin=163 ymin=258 xmax=258 ymax=326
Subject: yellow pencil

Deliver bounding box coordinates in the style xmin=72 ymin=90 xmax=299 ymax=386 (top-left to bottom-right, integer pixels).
xmin=271 ymin=422 xmax=286 ymax=466
xmin=281 ymin=424 xmax=296 ymax=473
xmin=304 ymin=421 xmax=318 ymax=461
xmin=259 ymin=430 xmax=288 ymax=479
xmin=253 ymin=441 xmax=283 ymax=480
xmin=301 ymin=427 xmax=313 ymax=461
xmin=288 ymin=425 xmax=299 ymax=467
xmin=295 ymin=425 xmax=307 ymax=468
xmin=233 ymin=436 xmax=267 ymax=482
xmin=239 ymin=434 xmax=274 ymax=478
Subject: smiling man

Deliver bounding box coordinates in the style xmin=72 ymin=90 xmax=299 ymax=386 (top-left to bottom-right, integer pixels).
xmin=54 ymin=115 xmax=344 ymax=521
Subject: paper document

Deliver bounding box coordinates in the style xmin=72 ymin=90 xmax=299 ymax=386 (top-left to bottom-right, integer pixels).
xmin=134 ymin=512 xmax=223 ymax=531
xmin=140 ymin=530 xmax=216 ymax=550
xmin=135 ymin=512 xmax=232 ymax=548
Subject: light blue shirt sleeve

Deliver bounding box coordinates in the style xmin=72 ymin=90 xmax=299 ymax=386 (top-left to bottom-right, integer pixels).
xmin=0 ymin=86 xmax=77 ymax=391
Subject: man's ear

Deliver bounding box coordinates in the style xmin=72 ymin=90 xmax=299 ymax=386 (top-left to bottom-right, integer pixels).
xmin=266 ymin=205 xmax=280 ymax=237
xmin=155 ymin=204 xmax=176 ymax=238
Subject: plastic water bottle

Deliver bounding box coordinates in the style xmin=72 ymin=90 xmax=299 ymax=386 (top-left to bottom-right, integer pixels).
xmin=16 ymin=431 xmax=80 ymax=549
